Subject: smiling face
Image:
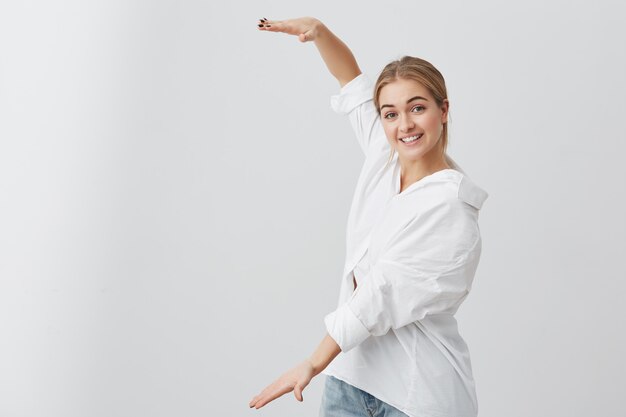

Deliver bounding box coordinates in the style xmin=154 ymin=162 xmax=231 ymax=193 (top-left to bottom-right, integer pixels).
xmin=378 ymin=78 xmax=449 ymax=167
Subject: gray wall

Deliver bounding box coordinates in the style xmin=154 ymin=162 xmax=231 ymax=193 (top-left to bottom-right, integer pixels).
xmin=1 ymin=1 xmax=624 ymax=416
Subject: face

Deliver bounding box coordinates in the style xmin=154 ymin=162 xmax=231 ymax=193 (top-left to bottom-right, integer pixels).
xmin=378 ymin=78 xmax=449 ymax=165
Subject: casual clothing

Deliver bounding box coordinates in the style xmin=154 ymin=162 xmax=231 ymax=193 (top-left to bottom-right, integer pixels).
xmin=321 ymin=73 xmax=489 ymax=417
xmin=319 ymin=375 xmax=409 ymax=417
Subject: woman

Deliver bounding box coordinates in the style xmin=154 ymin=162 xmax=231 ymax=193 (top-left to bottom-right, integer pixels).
xmin=249 ymin=17 xmax=488 ymax=417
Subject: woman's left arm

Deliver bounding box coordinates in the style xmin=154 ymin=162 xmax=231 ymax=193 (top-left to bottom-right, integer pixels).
xmin=325 ymin=197 xmax=483 ymax=353
xmin=248 ymin=332 xmax=341 ymax=409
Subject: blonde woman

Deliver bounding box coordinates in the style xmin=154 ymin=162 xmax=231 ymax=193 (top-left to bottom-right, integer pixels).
xmin=249 ymin=17 xmax=488 ymax=417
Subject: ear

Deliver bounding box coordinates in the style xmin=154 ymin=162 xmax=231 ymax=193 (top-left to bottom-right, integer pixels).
xmin=442 ymin=99 xmax=450 ymax=122
xmin=441 ymin=99 xmax=450 ymax=124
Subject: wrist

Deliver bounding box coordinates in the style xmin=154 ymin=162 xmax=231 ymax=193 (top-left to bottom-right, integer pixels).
xmin=305 ymin=356 xmax=323 ymax=376
xmin=313 ymin=21 xmax=329 ymax=40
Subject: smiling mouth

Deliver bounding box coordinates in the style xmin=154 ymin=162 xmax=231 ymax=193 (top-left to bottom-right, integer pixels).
xmin=399 ymin=133 xmax=423 ymax=143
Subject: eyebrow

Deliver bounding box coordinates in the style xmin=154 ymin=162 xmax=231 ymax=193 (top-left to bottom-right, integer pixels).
xmin=379 ymin=96 xmax=429 ymax=111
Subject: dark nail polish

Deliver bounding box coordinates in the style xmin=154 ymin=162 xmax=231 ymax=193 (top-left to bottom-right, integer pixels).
xmin=263 ymin=17 xmax=267 ymax=21
xmin=267 ymin=25 xmax=271 ymax=27
xmin=258 ymin=23 xmax=263 ymax=27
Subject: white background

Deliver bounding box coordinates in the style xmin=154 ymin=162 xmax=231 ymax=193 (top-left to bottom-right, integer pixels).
xmin=1 ymin=1 xmax=625 ymax=416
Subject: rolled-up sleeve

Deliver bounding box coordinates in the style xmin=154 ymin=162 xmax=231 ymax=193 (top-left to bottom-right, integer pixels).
xmin=330 ymin=73 xmax=386 ymax=158
xmin=324 ymin=198 xmax=482 ymax=352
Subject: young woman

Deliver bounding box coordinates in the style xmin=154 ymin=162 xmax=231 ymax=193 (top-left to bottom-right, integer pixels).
xmin=249 ymin=17 xmax=488 ymax=417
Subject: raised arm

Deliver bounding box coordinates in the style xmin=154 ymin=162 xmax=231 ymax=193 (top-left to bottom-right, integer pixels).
xmin=257 ymin=17 xmax=361 ymax=87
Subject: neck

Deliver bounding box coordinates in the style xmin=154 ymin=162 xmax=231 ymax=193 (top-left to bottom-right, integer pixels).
xmin=398 ymin=150 xmax=451 ymax=190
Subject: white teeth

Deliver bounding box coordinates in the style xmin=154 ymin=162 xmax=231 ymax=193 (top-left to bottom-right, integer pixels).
xmin=400 ymin=134 xmax=422 ymax=143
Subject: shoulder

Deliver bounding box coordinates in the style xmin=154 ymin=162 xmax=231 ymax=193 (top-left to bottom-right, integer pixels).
xmin=418 ymin=170 xmax=489 ymax=211
xmin=391 ymin=171 xmax=487 ymax=237
xmin=456 ymin=172 xmax=489 ymax=210
xmin=330 ymin=72 xmax=375 ymax=115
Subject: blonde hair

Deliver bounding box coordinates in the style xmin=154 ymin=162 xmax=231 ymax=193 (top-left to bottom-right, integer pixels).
xmin=373 ymin=56 xmax=450 ymax=166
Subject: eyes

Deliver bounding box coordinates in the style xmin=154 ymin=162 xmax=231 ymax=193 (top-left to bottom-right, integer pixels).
xmin=383 ymin=105 xmax=425 ymax=120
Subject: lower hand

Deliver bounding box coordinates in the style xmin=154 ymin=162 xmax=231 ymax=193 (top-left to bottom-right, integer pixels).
xmin=248 ymin=359 xmax=316 ymax=409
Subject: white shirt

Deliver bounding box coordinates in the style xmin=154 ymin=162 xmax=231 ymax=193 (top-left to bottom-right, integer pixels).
xmin=321 ymin=73 xmax=488 ymax=417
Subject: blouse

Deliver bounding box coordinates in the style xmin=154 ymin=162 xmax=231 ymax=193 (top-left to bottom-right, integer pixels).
xmin=321 ymin=72 xmax=489 ymax=417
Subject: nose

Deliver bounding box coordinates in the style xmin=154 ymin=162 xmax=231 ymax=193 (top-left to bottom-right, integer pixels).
xmin=399 ymin=114 xmax=415 ymax=133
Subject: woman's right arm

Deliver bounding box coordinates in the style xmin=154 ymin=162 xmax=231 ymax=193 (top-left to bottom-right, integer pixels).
xmin=313 ymin=23 xmax=362 ymax=87
xmin=258 ymin=17 xmax=361 ymax=87
xmin=259 ymin=17 xmax=383 ymax=157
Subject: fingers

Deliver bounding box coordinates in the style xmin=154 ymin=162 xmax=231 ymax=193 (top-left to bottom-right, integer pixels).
xmin=256 ymin=17 xmax=295 ymax=35
xmin=256 ymin=17 xmax=269 ymax=30
xmin=256 ymin=17 xmax=277 ymax=31
xmin=263 ymin=22 xmax=285 ymax=33
xmin=248 ymin=382 xmax=293 ymax=409
xmin=298 ymin=29 xmax=314 ymax=43
xmin=293 ymin=384 xmax=303 ymax=401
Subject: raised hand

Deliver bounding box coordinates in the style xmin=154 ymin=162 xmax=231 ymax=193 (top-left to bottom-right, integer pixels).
xmin=257 ymin=16 xmax=323 ymax=43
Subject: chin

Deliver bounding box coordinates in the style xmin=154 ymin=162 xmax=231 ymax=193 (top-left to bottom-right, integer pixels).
xmin=398 ymin=154 xmax=424 ymax=163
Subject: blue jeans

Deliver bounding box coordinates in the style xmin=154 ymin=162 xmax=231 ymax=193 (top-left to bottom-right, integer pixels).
xmin=319 ymin=375 xmax=410 ymax=417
